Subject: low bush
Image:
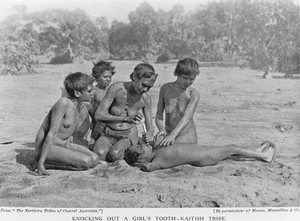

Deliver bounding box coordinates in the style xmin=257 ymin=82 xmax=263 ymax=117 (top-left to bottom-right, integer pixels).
xmin=156 ymin=52 xmax=171 ymax=63
xmin=0 ymin=40 xmax=39 ymax=75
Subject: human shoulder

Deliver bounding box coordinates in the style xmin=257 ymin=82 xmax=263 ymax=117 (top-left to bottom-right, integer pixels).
xmin=161 ymin=82 xmax=174 ymax=91
xmin=159 ymin=82 xmax=174 ymax=96
xmin=110 ymin=81 xmax=124 ymax=88
xmin=51 ymin=97 xmax=72 ymax=112
xmin=107 ymin=81 xmax=124 ymax=92
xmin=55 ymin=97 xmax=72 ymax=107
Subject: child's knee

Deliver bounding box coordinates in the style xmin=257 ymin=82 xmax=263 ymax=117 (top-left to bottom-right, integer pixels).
xmin=107 ymin=149 xmax=124 ymax=162
xmin=81 ymin=156 xmax=95 ymax=169
xmin=91 ymin=154 xmax=100 ymax=167
xmin=93 ymin=148 xmax=108 ymax=161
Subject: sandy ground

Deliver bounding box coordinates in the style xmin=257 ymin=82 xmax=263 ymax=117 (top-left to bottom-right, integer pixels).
xmin=0 ymin=60 xmax=299 ymax=207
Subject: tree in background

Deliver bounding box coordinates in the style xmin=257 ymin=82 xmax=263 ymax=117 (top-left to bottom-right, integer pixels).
xmin=127 ymin=2 xmax=166 ymax=58
xmin=0 ymin=0 xmax=298 ymax=75
xmin=1 ymin=8 xmax=108 ymax=59
xmin=95 ymin=16 xmax=110 ymax=57
xmin=109 ymin=21 xmax=138 ymax=59
xmin=0 ymin=5 xmax=39 ymax=75
xmin=166 ymin=5 xmax=190 ymax=58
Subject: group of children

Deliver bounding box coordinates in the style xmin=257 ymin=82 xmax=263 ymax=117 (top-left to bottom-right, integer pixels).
xmin=34 ymin=58 xmax=276 ymax=175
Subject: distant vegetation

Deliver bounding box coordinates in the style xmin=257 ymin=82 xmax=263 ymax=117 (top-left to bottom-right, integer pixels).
xmin=156 ymin=52 xmax=171 ymax=63
xmin=0 ymin=0 xmax=299 ymax=75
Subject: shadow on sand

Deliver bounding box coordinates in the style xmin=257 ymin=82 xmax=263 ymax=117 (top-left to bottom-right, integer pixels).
xmin=15 ymin=142 xmax=36 ymax=171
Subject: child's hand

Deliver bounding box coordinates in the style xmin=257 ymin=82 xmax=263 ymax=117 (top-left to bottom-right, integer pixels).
xmin=129 ymin=113 xmax=145 ymax=124
xmin=154 ymin=129 xmax=167 ymax=141
xmin=142 ymin=131 xmax=152 ymax=144
xmin=159 ymin=133 xmax=176 ymax=146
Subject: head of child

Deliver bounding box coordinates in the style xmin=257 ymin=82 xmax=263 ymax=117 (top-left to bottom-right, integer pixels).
xmin=174 ymin=57 xmax=199 ymax=89
xmin=124 ymin=140 xmax=153 ymax=165
xmin=92 ymin=60 xmax=115 ymax=89
xmin=64 ymin=72 xmax=94 ymax=102
xmin=130 ymin=63 xmax=158 ymax=95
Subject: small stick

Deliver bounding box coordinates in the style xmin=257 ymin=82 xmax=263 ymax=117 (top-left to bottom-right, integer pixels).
xmin=142 ymin=122 xmax=149 ymax=144
xmin=142 ymin=122 xmax=147 ymax=133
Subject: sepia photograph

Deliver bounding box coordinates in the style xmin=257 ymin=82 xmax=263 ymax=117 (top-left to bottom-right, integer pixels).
xmin=0 ymin=0 xmax=299 ymax=218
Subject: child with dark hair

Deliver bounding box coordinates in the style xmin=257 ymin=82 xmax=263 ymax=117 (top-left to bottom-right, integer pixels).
xmin=90 ymin=60 xmax=116 ymax=140
xmin=125 ymin=140 xmax=276 ymax=172
xmin=93 ymin=63 xmax=157 ymax=162
xmin=129 ymin=63 xmax=156 ymax=81
xmin=35 ymin=72 xmax=99 ymax=176
xmin=155 ymin=57 xmax=200 ymax=146
xmin=174 ymin=57 xmax=200 ymax=76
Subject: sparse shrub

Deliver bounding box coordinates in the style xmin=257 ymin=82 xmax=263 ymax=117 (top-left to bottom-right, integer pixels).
xmin=156 ymin=52 xmax=171 ymax=63
xmin=49 ymin=44 xmax=74 ymax=64
xmin=49 ymin=52 xmax=74 ymax=64
xmin=235 ymin=57 xmax=250 ymax=69
xmin=0 ymin=40 xmax=39 ymax=75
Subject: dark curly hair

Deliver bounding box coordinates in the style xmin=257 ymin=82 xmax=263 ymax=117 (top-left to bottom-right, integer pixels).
xmin=64 ymin=72 xmax=94 ymax=98
xmin=174 ymin=57 xmax=200 ymax=77
xmin=130 ymin=63 xmax=157 ymax=81
xmin=124 ymin=141 xmax=153 ymax=165
xmin=92 ymin=60 xmax=116 ymax=79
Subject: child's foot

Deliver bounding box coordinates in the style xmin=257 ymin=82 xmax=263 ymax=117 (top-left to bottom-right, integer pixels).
xmin=37 ymin=168 xmax=51 ymax=176
xmin=261 ymin=142 xmax=276 ymax=163
xmin=256 ymin=141 xmax=274 ymax=152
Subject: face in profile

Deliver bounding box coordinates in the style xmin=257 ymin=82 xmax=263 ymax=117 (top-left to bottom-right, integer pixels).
xmin=133 ymin=75 xmax=157 ymax=95
xmin=96 ymin=70 xmax=113 ymax=89
xmin=79 ymin=85 xmax=94 ymax=102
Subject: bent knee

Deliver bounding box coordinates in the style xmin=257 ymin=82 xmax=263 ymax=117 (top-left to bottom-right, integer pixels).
xmin=107 ymin=150 xmax=124 ymax=162
xmin=81 ymin=156 xmax=97 ymax=169
xmin=93 ymin=148 xmax=108 ymax=161
xmin=92 ymin=154 xmax=99 ymax=167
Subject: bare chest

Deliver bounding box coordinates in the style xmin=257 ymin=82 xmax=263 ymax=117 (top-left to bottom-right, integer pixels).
xmin=164 ymin=90 xmax=190 ymax=114
xmin=61 ymin=107 xmax=79 ymax=131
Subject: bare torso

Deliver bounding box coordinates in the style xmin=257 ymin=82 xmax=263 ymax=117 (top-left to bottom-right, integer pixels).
xmin=106 ymin=82 xmax=147 ymax=130
xmin=38 ymin=97 xmax=80 ymax=146
xmin=162 ymin=82 xmax=197 ymax=142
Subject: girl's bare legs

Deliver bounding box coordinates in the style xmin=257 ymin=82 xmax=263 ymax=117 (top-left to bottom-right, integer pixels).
xmin=37 ymin=143 xmax=99 ymax=175
xmin=137 ymin=141 xmax=276 ymax=172
xmin=196 ymin=142 xmax=276 ymax=167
